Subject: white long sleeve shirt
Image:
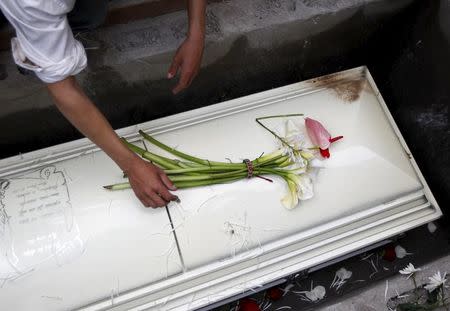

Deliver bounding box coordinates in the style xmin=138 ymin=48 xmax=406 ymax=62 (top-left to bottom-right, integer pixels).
xmin=0 ymin=0 xmax=87 ymax=83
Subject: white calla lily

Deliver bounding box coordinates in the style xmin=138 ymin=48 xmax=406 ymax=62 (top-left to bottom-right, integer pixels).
xmin=281 ymin=174 xmax=314 ymax=209
xmin=281 ymin=179 xmax=299 ymax=209
xmin=291 ymin=174 xmax=314 ymax=200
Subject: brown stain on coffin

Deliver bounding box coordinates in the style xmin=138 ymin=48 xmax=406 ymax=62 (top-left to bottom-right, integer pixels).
xmin=308 ymin=71 xmax=369 ymax=102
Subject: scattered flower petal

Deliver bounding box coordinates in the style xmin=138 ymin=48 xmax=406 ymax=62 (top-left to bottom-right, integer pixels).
xmin=238 ymin=298 xmax=261 ymax=311
xmin=382 ymin=245 xmax=397 ymax=262
xmin=281 ymin=283 xmax=294 ymax=297
xmin=385 ymin=280 xmax=389 ymax=302
xmin=427 ymin=222 xmax=437 ymax=233
xmin=395 ymin=245 xmax=412 ymax=259
xmin=336 ymin=267 xmax=353 ymax=280
xmin=266 ymin=287 xmax=283 ymax=301
xmin=305 ymin=285 xmax=326 ymax=301
xmin=331 ymin=268 xmax=353 ymax=290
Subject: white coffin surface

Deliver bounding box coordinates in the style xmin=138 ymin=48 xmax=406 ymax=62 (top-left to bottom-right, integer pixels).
xmin=166 ymin=75 xmax=422 ymax=269
xmin=0 ymin=67 xmax=441 ymax=311
xmin=0 ymin=145 xmax=182 ymax=311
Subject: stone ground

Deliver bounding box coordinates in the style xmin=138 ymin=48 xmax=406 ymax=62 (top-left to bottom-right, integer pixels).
xmin=317 ymin=255 xmax=450 ymax=311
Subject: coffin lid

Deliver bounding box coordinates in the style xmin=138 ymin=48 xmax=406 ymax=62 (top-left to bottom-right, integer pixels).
xmin=0 ymin=67 xmax=441 ymax=311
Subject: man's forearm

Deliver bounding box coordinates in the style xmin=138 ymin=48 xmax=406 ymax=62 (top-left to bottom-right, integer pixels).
xmin=187 ymin=0 xmax=206 ymax=40
xmin=46 ymin=76 xmax=178 ymax=208
xmin=46 ymin=76 xmax=138 ymax=172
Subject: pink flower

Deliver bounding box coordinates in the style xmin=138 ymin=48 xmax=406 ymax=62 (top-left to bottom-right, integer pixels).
xmin=305 ymin=117 xmax=343 ymax=158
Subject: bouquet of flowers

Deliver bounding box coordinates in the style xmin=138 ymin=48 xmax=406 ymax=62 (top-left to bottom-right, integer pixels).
xmin=104 ymin=114 xmax=343 ymax=209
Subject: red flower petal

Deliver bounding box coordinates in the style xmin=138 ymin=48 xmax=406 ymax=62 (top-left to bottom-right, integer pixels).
xmin=305 ymin=117 xmax=332 ymax=150
xmin=329 ymin=136 xmax=344 ymax=143
xmin=320 ymin=148 xmax=330 ymax=158
xmin=382 ymin=245 xmax=397 ymax=262
xmin=238 ymin=299 xmax=261 ymax=311
xmin=266 ymin=287 xmax=283 ymax=301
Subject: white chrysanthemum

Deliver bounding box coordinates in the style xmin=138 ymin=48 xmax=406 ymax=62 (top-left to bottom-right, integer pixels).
xmin=424 ymin=271 xmax=448 ymax=292
xmin=399 ymin=263 xmax=421 ymax=279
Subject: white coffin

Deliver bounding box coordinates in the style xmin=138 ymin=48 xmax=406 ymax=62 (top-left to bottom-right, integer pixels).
xmin=0 ymin=67 xmax=441 ymax=311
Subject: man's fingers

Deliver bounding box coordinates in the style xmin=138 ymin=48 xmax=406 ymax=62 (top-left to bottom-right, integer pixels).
xmin=149 ymin=191 xmax=168 ymax=208
xmin=172 ymin=71 xmax=191 ymax=94
xmin=160 ymin=172 xmax=177 ymax=191
xmin=137 ymin=192 xmax=155 ymax=208
xmin=156 ymin=185 xmax=178 ymax=203
xmin=167 ymin=57 xmax=181 ymax=79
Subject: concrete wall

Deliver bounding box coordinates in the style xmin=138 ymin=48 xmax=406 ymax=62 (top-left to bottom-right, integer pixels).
xmin=366 ymin=0 xmax=449 ymax=214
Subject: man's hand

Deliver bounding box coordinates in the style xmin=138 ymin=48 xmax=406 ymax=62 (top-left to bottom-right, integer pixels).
xmin=126 ymin=158 xmax=178 ymax=208
xmin=167 ymin=0 xmax=206 ymax=94
xmin=168 ymin=36 xmax=204 ymax=94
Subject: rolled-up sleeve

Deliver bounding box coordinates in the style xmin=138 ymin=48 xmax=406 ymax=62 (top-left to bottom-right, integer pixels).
xmin=0 ymin=0 xmax=87 ymax=83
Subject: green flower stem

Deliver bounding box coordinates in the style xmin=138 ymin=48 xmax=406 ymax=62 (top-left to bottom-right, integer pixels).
xmin=256 ymin=114 xmax=305 ymax=120
xmin=165 ymin=166 xmax=248 ymax=175
xmin=254 ymin=149 xmax=284 ymax=162
xmin=255 ymin=114 xmax=304 ymax=152
xmin=139 ymin=130 xmax=285 ymax=169
xmin=104 ymin=182 xmax=131 ymax=190
xmin=174 ymin=175 xmax=246 ymax=188
xmin=259 ymin=167 xmax=290 ymax=178
xmin=168 ymin=170 xmax=248 ymax=182
xmin=178 ymin=161 xmax=204 ymax=168
xmin=256 ymin=153 xmax=286 ymax=166
xmin=412 ymin=275 xmax=418 ymax=291
xmin=273 ymin=156 xmax=291 ymax=165
xmin=142 ymin=152 xmax=181 ymax=170
xmin=104 ymin=172 xmax=253 ymax=191
xmin=175 ymin=161 xmax=206 ymax=176
xmin=271 ymin=167 xmax=305 ymax=175
xmin=277 ymin=158 xmax=294 ymax=167
xmin=140 ymin=130 xmax=244 ymax=168
xmin=122 ymin=139 xmax=181 ymax=170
